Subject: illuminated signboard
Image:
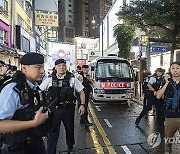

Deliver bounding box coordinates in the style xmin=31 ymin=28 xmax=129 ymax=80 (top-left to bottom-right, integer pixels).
xmin=100 ymin=82 xmax=131 ymax=88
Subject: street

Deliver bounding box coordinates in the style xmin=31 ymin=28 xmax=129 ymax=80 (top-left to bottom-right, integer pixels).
xmin=49 ymin=100 xmax=180 ymax=154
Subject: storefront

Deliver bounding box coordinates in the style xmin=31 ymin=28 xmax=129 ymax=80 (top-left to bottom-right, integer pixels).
xmin=0 ymin=44 xmax=19 ymax=66
xmin=0 ymin=19 xmax=11 ymax=47
xmin=0 ymin=20 xmax=20 ymax=66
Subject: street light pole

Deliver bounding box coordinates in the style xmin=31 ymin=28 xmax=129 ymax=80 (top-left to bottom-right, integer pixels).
xmin=101 ymin=20 xmax=103 ymax=57
xmin=11 ymin=0 xmax=15 ymax=47
xmin=147 ymin=38 xmax=151 ymax=71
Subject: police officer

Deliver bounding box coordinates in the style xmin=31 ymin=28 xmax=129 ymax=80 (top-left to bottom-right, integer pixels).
xmin=79 ymin=64 xmax=93 ymax=126
xmin=40 ymin=58 xmax=85 ymax=154
xmin=74 ymin=65 xmax=83 ymax=83
xmin=74 ymin=66 xmax=83 ymax=106
xmin=0 ymin=52 xmax=49 ymax=154
xmin=135 ymin=68 xmax=164 ymax=126
xmin=142 ymin=70 xmax=151 ymax=108
xmin=0 ymin=60 xmax=8 ymax=87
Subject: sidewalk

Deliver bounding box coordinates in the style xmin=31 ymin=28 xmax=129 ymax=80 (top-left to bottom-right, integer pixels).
xmin=132 ymin=96 xmax=144 ymax=106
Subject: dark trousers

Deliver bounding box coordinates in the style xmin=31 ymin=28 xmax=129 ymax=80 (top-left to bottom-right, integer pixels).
xmin=138 ymin=92 xmax=163 ymax=121
xmin=80 ymin=92 xmax=90 ymax=122
xmin=143 ymin=90 xmax=150 ymax=109
xmin=143 ymin=95 xmax=147 ymax=109
xmin=0 ymin=138 xmax=46 ymax=154
xmin=47 ymin=105 xmax=75 ymax=154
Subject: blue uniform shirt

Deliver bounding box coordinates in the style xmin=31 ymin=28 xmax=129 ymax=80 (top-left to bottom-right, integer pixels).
xmin=0 ymin=80 xmax=39 ymax=120
xmin=160 ymin=79 xmax=180 ymax=118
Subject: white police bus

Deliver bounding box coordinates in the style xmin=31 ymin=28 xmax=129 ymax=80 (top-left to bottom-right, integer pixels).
xmin=90 ymin=54 xmax=135 ymax=102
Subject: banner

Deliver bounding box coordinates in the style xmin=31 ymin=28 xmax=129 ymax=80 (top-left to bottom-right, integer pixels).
xmin=48 ymin=42 xmax=76 ymax=70
xmin=35 ymin=12 xmax=58 ymax=27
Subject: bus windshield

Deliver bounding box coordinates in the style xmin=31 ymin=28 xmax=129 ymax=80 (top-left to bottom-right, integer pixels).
xmin=95 ymin=60 xmax=132 ymax=80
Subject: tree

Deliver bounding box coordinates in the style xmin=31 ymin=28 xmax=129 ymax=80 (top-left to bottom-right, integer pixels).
xmin=117 ymin=0 xmax=180 ymax=63
xmin=113 ymin=24 xmax=135 ymax=59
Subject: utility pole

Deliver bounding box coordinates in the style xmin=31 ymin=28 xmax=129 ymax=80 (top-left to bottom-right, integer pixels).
xmin=32 ymin=0 xmax=36 ymax=38
xmin=101 ymin=20 xmax=103 ymax=57
xmin=11 ymin=0 xmax=15 ymax=47
xmin=147 ymin=38 xmax=151 ymax=72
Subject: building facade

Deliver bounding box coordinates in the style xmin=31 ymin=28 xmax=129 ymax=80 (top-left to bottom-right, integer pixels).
xmin=74 ymin=0 xmax=112 ymax=38
xmin=58 ymin=0 xmax=75 ymax=42
xmin=58 ymin=0 xmax=112 ymax=42
xmin=0 ymin=0 xmax=18 ymax=65
xmin=0 ymin=0 xmax=57 ymax=66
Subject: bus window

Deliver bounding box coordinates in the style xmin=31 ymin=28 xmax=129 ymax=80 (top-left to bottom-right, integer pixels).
xmin=96 ymin=61 xmax=132 ymax=79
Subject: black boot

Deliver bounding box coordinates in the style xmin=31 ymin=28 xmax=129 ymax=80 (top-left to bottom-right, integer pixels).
xmin=85 ymin=121 xmax=93 ymax=126
xmin=67 ymin=146 xmax=74 ymax=154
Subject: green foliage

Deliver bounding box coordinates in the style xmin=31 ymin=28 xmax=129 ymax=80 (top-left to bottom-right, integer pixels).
xmin=113 ymin=24 xmax=135 ymax=59
xmin=117 ymin=0 xmax=180 ymax=62
xmin=117 ymin=0 xmax=180 ymax=33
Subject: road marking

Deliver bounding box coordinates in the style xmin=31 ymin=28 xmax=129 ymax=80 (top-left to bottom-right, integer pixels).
xmin=95 ymin=106 xmax=101 ymax=112
xmin=89 ymin=103 xmax=117 ymax=154
xmin=88 ymin=117 xmax=104 ymax=154
xmin=121 ymin=145 xmax=132 ymax=154
xmin=104 ymin=119 xmax=112 ymax=128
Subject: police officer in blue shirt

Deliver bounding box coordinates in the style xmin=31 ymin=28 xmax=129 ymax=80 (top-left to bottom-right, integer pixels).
xmin=0 ymin=52 xmax=49 ymax=154
xmin=135 ymin=68 xmax=164 ymax=126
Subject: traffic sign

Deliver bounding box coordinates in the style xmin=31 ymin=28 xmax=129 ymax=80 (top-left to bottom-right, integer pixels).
xmin=140 ymin=35 xmax=148 ymax=46
xmin=151 ymin=46 xmax=166 ymax=52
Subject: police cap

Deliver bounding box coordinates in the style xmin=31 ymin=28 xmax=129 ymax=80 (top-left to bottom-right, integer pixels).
xmin=82 ymin=65 xmax=89 ymax=68
xmin=20 ymin=52 xmax=44 ymax=65
xmin=55 ymin=59 xmax=66 ymax=65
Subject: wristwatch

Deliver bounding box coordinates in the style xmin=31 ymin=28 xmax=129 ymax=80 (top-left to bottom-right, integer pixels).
xmin=80 ymin=104 xmax=85 ymax=107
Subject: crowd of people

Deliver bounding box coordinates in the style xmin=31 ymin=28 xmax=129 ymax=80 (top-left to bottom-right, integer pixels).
xmin=0 ymin=52 xmax=179 ymax=154
xmin=135 ymin=62 xmax=180 ymax=154
xmin=0 ymin=53 xmax=93 ymax=154
xmin=0 ymin=60 xmax=17 ymax=88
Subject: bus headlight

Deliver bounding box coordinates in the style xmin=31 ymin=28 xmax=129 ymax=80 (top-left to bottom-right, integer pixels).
xmin=94 ymin=89 xmax=105 ymax=94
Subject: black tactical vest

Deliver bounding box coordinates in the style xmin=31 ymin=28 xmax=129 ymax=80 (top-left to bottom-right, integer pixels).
xmin=151 ymin=76 xmax=164 ymax=91
xmin=52 ymin=71 xmax=75 ymax=104
xmin=80 ymin=72 xmax=92 ymax=93
xmin=1 ymin=71 xmax=52 ymax=148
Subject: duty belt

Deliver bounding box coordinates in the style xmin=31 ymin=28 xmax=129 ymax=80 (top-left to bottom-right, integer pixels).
xmin=59 ymin=101 xmax=70 ymax=104
xmin=57 ymin=101 xmax=75 ymax=108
